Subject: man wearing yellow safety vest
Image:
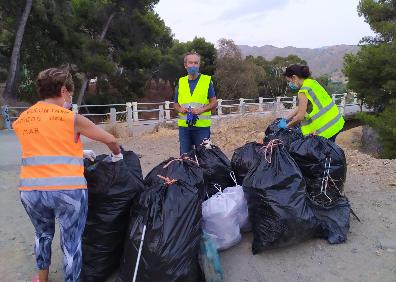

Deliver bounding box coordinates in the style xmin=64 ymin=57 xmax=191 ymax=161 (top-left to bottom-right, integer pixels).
xmin=174 ymin=52 xmax=218 ymax=154
xmin=280 ymin=64 xmax=344 ymax=142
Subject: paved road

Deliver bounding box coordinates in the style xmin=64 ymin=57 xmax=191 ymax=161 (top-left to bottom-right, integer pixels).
xmin=0 ymin=130 xmax=21 ymax=167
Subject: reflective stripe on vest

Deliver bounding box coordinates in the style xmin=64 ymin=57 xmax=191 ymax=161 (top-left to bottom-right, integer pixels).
xmin=301 ymin=101 xmax=336 ymax=126
xmin=13 ymin=102 xmax=86 ymax=191
xmin=300 ymin=86 xmax=323 ymax=109
xmin=20 ymin=176 xmax=87 ymax=187
xmin=22 ymin=156 xmax=84 ymax=166
xmin=299 ymin=79 xmax=345 ymax=139
xmin=178 ymin=115 xmax=211 ymax=120
xmin=180 ymin=102 xmax=205 ymax=108
xmin=177 ymin=74 xmax=212 ymax=127
xmin=316 ymin=113 xmax=342 ymax=134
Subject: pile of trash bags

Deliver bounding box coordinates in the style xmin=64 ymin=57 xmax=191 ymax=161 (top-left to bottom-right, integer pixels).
xmin=80 ymin=120 xmax=355 ymax=281
xmin=243 ymin=136 xmax=351 ymax=254
xmin=82 ymin=151 xmax=144 ymax=281
xmin=243 ymin=140 xmax=318 ymax=253
xmin=118 ymin=157 xmax=205 ymax=282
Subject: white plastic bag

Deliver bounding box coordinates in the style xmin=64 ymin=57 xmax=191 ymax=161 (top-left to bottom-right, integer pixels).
xmin=202 ymin=185 xmax=241 ymax=250
xmin=223 ymin=172 xmax=251 ymax=231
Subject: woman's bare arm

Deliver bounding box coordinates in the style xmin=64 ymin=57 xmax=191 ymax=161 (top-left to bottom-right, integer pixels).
xmin=287 ymin=106 xmax=299 ymax=120
xmin=287 ymin=92 xmax=308 ymax=127
xmin=75 ymin=114 xmax=121 ymax=155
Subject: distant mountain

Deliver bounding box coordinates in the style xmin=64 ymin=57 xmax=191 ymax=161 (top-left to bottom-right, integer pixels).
xmin=238 ymin=44 xmax=359 ymax=82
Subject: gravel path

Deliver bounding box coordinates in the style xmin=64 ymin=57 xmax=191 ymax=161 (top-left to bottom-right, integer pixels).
xmin=1 ymin=121 xmax=395 ymax=282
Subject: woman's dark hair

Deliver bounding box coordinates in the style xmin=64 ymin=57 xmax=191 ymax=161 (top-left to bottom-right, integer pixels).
xmin=36 ymin=68 xmax=74 ymax=99
xmin=283 ymin=64 xmax=311 ymax=79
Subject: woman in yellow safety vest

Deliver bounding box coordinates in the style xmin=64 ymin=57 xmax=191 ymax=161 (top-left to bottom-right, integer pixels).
xmin=281 ymin=64 xmax=344 ymax=142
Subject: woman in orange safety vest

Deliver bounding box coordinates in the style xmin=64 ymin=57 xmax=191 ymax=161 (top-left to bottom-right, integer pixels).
xmin=13 ymin=68 xmax=123 ymax=282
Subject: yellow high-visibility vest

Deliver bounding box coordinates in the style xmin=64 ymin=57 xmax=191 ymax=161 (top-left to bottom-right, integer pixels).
xmin=299 ymin=79 xmax=344 ymax=138
xmin=177 ymin=74 xmax=212 ymax=127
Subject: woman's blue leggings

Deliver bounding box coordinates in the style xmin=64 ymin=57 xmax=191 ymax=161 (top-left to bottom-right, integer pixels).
xmin=20 ymin=189 xmax=88 ymax=282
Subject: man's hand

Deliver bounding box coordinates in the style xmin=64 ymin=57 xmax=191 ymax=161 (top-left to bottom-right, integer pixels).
xmin=180 ymin=107 xmax=189 ymax=114
xmin=83 ymin=150 xmax=96 ymax=161
xmin=191 ymin=107 xmax=203 ymax=115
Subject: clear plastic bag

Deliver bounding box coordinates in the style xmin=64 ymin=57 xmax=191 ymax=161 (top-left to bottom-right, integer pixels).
xmin=202 ymin=185 xmax=241 ymax=250
xmin=223 ymin=172 xmax=250 ymax=232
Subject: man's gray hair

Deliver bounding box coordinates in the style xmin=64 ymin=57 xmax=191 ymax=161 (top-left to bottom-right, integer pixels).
xmin=184 ymin=51 xmax=201 ymax=64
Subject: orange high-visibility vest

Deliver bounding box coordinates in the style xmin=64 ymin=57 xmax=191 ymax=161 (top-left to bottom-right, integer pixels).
xmin=13 ymin=101 xmax=86 ymax=191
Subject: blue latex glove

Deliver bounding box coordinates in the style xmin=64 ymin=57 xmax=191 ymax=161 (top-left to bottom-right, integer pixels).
xmin=278 ymin=118 xmax=288 ymax=129
xmin=186 ymin=106 xmax=199 ymax=126
xmin=186 ymin=106 xmax=193 ymax=126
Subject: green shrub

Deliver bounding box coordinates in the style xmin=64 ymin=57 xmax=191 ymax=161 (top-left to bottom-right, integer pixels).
xmin=358 ymin=99 xmax=396 ymax=158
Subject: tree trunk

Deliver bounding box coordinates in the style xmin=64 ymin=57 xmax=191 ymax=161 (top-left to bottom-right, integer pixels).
xmin=3 ymin=0 xmax=32 ymax=101
xmin=100 ymin=11 xmax=116 ymax=41
xmin=76 ymin=77 xmax=89 ymax=106
xmin=77 ymin=11 xmax=116 ymax=106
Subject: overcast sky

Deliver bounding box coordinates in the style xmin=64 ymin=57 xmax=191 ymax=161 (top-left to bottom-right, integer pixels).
xmin=155 ymin=0 xmax=374 ymax=48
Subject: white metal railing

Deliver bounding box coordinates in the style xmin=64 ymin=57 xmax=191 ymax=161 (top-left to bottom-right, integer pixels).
xmin=71 ymin=101 xmax=174 ymax=125
xmin=1 ymin=93 xmax=362 ymax=130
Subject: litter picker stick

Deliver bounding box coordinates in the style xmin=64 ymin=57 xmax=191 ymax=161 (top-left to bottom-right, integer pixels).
xmin=133 ymin=224 xmax=147 ymax=282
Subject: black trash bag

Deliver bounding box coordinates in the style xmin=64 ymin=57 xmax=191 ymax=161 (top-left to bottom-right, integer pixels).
xmin=231 ymin=142 xmax=263 ymax=185
xmin=189 ymin=143 xmax=234 ymax=197
xmin=307 ymin=197 xmax=351 ymax=244
xmin=144 ymin=156 xmax=206 ymax=199
xmin=264 ymin=119 xmax=302 ymax=150
xmin=82 ymin=151 xmax=144 ymax=282
xmin=118 ymin=159 xmax=205 ymax=282
xmin=289 ymin=135 xmax=347 ymax=206
xmin=243 ymin=142 xmax=319 ymax=254
xmin=264 ymin=118 xmax=283 ymax=136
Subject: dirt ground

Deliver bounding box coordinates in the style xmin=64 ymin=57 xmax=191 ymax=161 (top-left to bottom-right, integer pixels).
xmin=1 ymin=116 xmax=395 ymax=282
